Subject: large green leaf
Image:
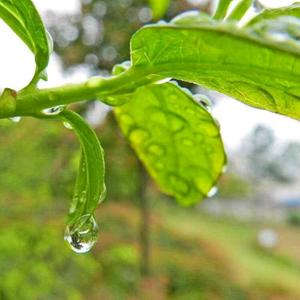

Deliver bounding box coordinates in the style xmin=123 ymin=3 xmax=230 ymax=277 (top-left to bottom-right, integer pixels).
xmin=0 ymin=0 xmax=50 ymax=85
xmin=60 ymin=110 xmax=106 ymax=225
xmin=114 ymin=82 xmax=226 ymax=206
xmin=129 ymin=18 xmax=300 ymax=120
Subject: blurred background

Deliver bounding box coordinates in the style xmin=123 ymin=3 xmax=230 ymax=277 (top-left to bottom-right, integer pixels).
xmin=1 ymin=0 xmax=300 ymax=299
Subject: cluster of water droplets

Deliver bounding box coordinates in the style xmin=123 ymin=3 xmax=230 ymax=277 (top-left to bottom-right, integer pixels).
xmin=64 ymin=214 xmax=99 ymax=254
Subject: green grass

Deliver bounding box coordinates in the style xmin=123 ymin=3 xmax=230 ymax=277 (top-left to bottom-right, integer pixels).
xmin=156 ymin=200 xmax=300 ymax=299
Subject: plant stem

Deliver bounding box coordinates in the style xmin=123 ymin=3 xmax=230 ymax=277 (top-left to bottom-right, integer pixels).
xmin=0 ymin=67 xmax=153 ymax=119
xmin=138 ymin=162 xmax=150 ymax=276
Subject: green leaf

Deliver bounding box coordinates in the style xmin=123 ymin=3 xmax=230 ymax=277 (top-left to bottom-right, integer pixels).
xmin=130 ymin=19 xmax=300 ymax=120
xmin=0 ymin=0 xmax=50 ymax=85
xmin=226 ymin=0 xmax=253 ymax=21
xmin=114 ymin=82 xmax=226 ymax=206
xmin=148 ymin=0 xmax=170 ymax=20
xmin=60 ymin=110 xmax=106 ymax=224
xmin=246 ymin=3 xmax=300 ymax=26
xmin=214 ymin=0 xmax=232 ymax=20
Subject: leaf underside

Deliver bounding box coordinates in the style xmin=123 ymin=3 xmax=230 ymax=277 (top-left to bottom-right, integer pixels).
xmin=114 ymin=83 xmax=226 ymax=206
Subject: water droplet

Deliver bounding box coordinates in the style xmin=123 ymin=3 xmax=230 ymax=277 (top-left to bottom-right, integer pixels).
xmin=169 ymin=114 xmax=186 ymax=132
xmin=186 ymin=108 xmax=196 ymax=116
xmin=98 ymin=184 xmax=107 ymax=203
xmin=168 ymin=173 xmax=189 ymax=196
xmin=207 ymin=186 xmax=218 ymax=198
xmin=195 ymin=134 xmax=204 ymax=143
xmin=87 ymin=77 xmax=103 ymax=88
xmin=197 ymin=122 xmax=219 ymax=137
xmin=154 ymin=161 xmax=164 ymax=170
xmin=194 ymin=94 xmax=213 ymax=112
xmin=147 ymin=143 xmax=165 ymax=156
xmin=46 ymin=30 xmax=54 ymax=54
xmin=42 ymin=106 xmax=64 ymax=116
xmin=205 ymin=145 xmax=214 ymax=154
xmin=155 ymin=77 xmax=172 ymax=85
xmin=64 ymin=214 xmax=99 ymax=254
xmin=253 ymin=0 xmax=265 ymax=12
xmin=63 ymin=121 xmax=73 ymax=130
xmin=222 ymin=165 xmax=228 ymax=174
xmin=128 ymin=128 xmax=150 ymax=144
xmin=10 ymin=116 xmax=21 ymax=123
xmin=181 ymin=138 xmax=194 ymax=147
xmin=120 ymin=113 xmax=134 ymax=127
xmin=171 ymin=11 xmax=211 ymax=26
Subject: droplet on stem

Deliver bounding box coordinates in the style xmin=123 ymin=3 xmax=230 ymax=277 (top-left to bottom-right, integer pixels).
xmin=64 ymin=214 xmax=99 ymax=254
xmin=63 ymin=121 xmax=73 ymax=130
xmin=42 ymin=106 xmax=64 ymax=116
xmin=10 ymin=116 xmax=21 ymax=123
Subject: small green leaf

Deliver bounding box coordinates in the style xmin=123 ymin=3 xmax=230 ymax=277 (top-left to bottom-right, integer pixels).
xmin=60 ymin=110 xmax=106 ymax=224
xmin=148 ymin=0 xmax=170 ymax=20
xmin=130 ymin=18 xmax=300 ymax=120
xmin=0 ymin=0 xmax=50 ymax=85
xmin=214 ymin=0 xmax=232 ymax=20
xmin=247 ymin=3 xmax=300 ymax=26
xmin=226 ymin=0 xmax=253 ymax=21
xmin=114 ymin=83 xmax=226 ymax=206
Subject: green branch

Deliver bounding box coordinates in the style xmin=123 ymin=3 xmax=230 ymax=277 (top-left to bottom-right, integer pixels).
xmin=0 ymin=67 xmax=153 ymax=119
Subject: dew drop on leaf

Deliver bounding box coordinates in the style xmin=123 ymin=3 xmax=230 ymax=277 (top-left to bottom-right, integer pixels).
xmin=194 ymin=94 xmax=213 ymax=112
xmin=181 ymin=138 xmax=194 ymax=147
xmin=154 ymin=161 xmax=164 ymax=170
xmin=154 ymin=77 xmax=172 ymax=85
xmin=147 ymin=143 xmax=165 ymax=156
xmin=168 ymin=173 xmax=190 ymax=196
xmin=63 ymin=121 xmax=73 ymax=130
xmin=222 ymin=165 xmax=228 ymax=174
xmin=207 ymin=186 xmax=218 ymax=198
xmin=119 ymin=113 xmax=135 ymax=129
xmin=42 ymin=106 xmax=64 ymax=116
xmin=129 ymin=128 xmax=150 ymax=144
xmin=169 ymin=114 xmax=186 ymax=132
xmin=64 ymin=214 xmax=99 ymax=254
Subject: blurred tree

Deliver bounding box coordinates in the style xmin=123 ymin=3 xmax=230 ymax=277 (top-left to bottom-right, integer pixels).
xmin=46 ymin=0 xmax=211 ymax=72
xmin=240 ymin=125 xmax=300 ymax=184
xmin=218 ymin=173 xmax=252 ymax=199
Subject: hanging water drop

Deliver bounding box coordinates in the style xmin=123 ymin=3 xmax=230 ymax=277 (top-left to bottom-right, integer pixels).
xmin=64 ymin=214 xmax=99 ymax=254
xmin=10 ymin=116 xmax=21 ymax=123
xmin=42 ymin=105 xmax=64 ymax=116
xmin=207 ymin=186 xmax=218 ymax=198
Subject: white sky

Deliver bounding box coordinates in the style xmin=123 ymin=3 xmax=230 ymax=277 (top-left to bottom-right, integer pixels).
xmin=0 ymin=0 xmax=299 ymax=150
